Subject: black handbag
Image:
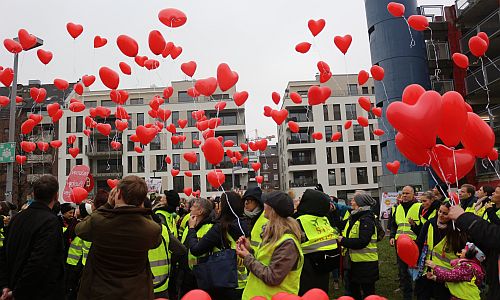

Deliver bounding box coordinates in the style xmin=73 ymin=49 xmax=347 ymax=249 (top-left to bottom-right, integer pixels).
xmin=192 ymin=234 xmax=238 ymax=290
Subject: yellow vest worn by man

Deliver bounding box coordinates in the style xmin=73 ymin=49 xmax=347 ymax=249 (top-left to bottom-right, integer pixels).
xmin=148 ymin=224 xmax=171 ymax=294
xmin=395 ymin=202 xmax=422 ymax=240
xmin=297 ymin=215 xmax=338 ymax=254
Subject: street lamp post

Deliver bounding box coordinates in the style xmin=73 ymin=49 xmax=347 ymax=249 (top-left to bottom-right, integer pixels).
xmin=5 ymin=37 xmax=43 ymax=203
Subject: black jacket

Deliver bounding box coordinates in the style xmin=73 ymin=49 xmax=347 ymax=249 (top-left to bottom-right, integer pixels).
xmin=416 ymin=217 xmax=447 ymax=251
xmin=295 ymin=189 xmax=330 ymax=217
xmin=460 ymin=196 xmax=476 ymax=210
xmin=340 ymin=210 xmax=379 ymax=284
xmin=484 ymin=205 xmax=500 ymax=224
xmin=187 ymin=219 xmax=249 ymax=256
xmin=0 ymin=201 xmax=65 ymax=300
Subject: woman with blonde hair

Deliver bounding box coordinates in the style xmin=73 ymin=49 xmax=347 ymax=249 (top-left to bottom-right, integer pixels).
xmin=236 ymin=191 xmax=304 ymax=300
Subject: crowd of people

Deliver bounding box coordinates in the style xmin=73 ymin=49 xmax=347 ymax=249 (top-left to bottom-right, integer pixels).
xmin=1 ymin=175 xmax=500 ymax=300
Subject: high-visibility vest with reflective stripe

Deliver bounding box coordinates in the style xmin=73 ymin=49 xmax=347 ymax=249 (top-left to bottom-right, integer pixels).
xmin=297 ymin=215 xmax=338 ymax=254
xmin=446 ymin=274 xmax=481 ymax=300
xmin=148 ymin=224 xmax=171 ymax=293
xmin=181 ymin=223 xmax=213 ymax=270
xmin=425 ymin=222 xmax=458 ymax=270
xmin=250 ymin=213 xmax=267 ymax=250
xmin=227 ymin=235 xmax=248 ymax=289
xmin=465 ymin=205 xmax=476 ymax=214
xmin=81 ymin=240 xmax=92 ymax=266
xmin=242 ymin=234 xmax=304 ymax=300
xmin=156 ymin=210 xmax=179 ymax=238
xmin=0 ymin=227 xmax=5 ymax=248
xmin=66 ymin=236 xmax=83 ymax=265
xmin=421 ymin=208 xmax=437 ymax=224
xmin=395 ymin=202 xmax=422 ymax=240
xmin=178 ymin=213 xmax=190 ymax=239
xmin=483 ymin=208 xmax=500 ymax=222
xmin=342 ymin=218 xmax=378 ymax=262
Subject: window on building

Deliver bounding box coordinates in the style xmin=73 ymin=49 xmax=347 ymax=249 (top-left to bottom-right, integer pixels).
xmin=86 ymin=100 xmax=97 ymax=108
xmin=362 ymin=87 xmax=369 ymax=95
xmin=325 ymin=126 xmax=332 ymax=142
xmin=264 ymin=174 xmax=269 ymax=182
xmin=371 ymin=86 xmax=375 ymax=94
xmin=101 ymin=100 xmax=116 ymax=107
xmin=373 ymin=167 xmax=379 ymax=183
xmin=348 ymin=84 xmax=358 ymax=95
xmin=127 ymin=156 xmax=133 ymax=173
xmin=189 ymin=153 xmax=200 ymax=170
xmin=353 ymin=125 xmax=365 ymax=141
xmin=288 ymin=107 xmax=312 ymax=122
xmin=130 ymin=98 xmax=143 ymax=105
xmin=345 ymin=104 xmax=357 ymax=120
xmin=66 ymin=117 xmax=72 ymax=133
xmin=193 ymin=175 xmax=201 ymax=191
xmin=340 ymin=168 xmax=346 ymax=185
xmin=357 ymin=167 xmax=368 ymax=184
xmin=336 ymin=125 xmax=343 ymax=142
xmin=191 ymin=132 xmax=200 ymax=148
xmin=171 ymin=111 xmax=179 ymax=125
xmin=137 ymin=113 xmax=144 ymax=127
xmin=371 ymin=145 xmax=379 ymax=162
xmin=172 ymin=154 xmax=180 ymax=170
xmin=137 ymin=156 xmax=145 ymax=173
xmin=178 ymin=91 xmax=194 ymax=103
xmin=156 ymin=155 xmax=168 ymax=171
xmin=219 ymin=132 xmax=238 ymax=145
xmin=263 ymin=163 xmax=269 ymax=170
xmin=273 ymin=174 xmax=279 ymax=181
xmin=96 ymin=139 xmax=109 ymax=152
xmin=127 ymin=135 xmax=135 ymax=151
xmin=219 ymin=113 xmax=237 ymax=125
xmin=367 ymin=110 xmax=375 ymax=119
xmin=150 ymin=135 xmax=161 ymax=150
xmin=323 ymin=105 xmax=329 ymax=121
xmin=172 ymin=138 xmax=183 ymax=150
xmin=78 ymin=137 xmax=83 ymax=152
xmin=333 ymin=104 xmax=341 ymax=120
xmin=188 ymin=111 xmax=196 ymax=127
xmin=336 ymin=147 xmax=345 ymax=163
xmin=66 ymin=159 xmax=71 ymax=176
xmin=76 ymin=116 xmax=83 ymax=132
xmin=328 ymin=169 xmax=336 ymax=186
xmin=273 ymin=163 xmax=278 ymax=170
xmin=173 ymin=176 xmax=184 ymax=192
xmin=349 ymin=146 xmax=361 ymax=163
xmin=369 ymin=124 xmax=375 ymax=141
xmin=212 ymin=94 xmax=230 ymax=101
xmin=327 ymin=147 xmax=332 ymax=164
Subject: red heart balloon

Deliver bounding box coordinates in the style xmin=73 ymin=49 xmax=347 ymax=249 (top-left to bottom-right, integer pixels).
xmin=170 ymin=46 xmax=183 ymax=59
xmin=397 ymin=234 xmax=419 ymax=267
xmin=3 ymin=39 xmax=22 ymax=54
xmin=165 ymin=156 xmax=172 ymax=164
xmin=36 ymin=49 xmax=53 ymax=65
xmin=187 ymin=87 xmax=200 ymax=98
xmin=468 ymin=35 xmax=488 ymax=57
xmin=148 ymin=30 xmax=166 ymax=56
xmin=252 ymin=162 xmax=261 ymax=172
xmin=431 ymin=145 xmax=475 ymax=185
xmin=255 ymin=176 xmax=264 ymax=184
xmin=162 ymin=42 xmax=175 ymax=58
xmin=217 ymin=63 xmax=239 ymax=92
xmin=163 ymin=87 xmax=174 ymax=99
xmin=195 ymin=77 xmax=218 ymax=96
xmin=183 ymin=187 xmax=192 ymax=196
xmin=249 ymin=141 xmax=259 ymax=152
xmin=234 ymin=151 xmax=242 ymax=160
xmin=69 ymin=147 xmax=80 ymax=158
xmin=387 ymin=91 xmax=442 ymax=149
xmin=167 ymin=123 xmax=177 ymax=134
xmin=437 ymin=91 xmax=468 ymax=148
xmin=157 ymin=109 xmax=172 ymax=122
xmin=288 ymin=121 xmax=299 ymax=133
xmin=158 ymin=8 xmax=187 ymax=28
xmin=136 ymin=125 xmax=158 ymax=145
xmin=271 ymin=109 xmax=288 ymax=125
xmin=307 ymin=86 xmax=331 ymax=106
xmin=115 ymin=106 xmax=130 ymax=120
xmin=358 ymin=97 xmax=372 ymax=112
xmin=184 ymin=171 xmax=193 ymax=177
xmin=183 ymin=152 xmax=198 ymax=164
xmin=135 ymin=55 xmax=148 ymax=67
xmin=97 ymin=123 xmax=112 ymax=136
xmin=263 ymin=106 xmax=273 ymax=117
xmin=66 ymin=22 xmax=84 ymax=39
xmin=488 ymin=149 xmax=498 ymax=161
xmin=50 ymin=140 xmax=62 ymax=149
xmin=181 ymin=61 xmax=197 ymax=77
xmin=0 ymin=68 xmax=14 ymax=87
xmin=331 ymin=132 xmax=342 ymax=142
xmin=256 ymin=139 xmax=268 ymax=151
xmin=289 ymin=92 xmax=302 ymax=104
xmin=53 ymin=79 xmax=69 ymax=91
xmin=144 ymin=59 xmax=160 ymax=70
xmin=308 ymin=19 xmax=326 ymax=37
xmin=452 ymin=53 xmax=469 ymax=69
xmin=29 ymin=114 xmax=43 ymax=125
xmin=387 ymin=2 xmax=405 ymax=17
xmin=119 ymin=62 xmax=131 ymax=75
xmin=395 ymin=132 xmax=430 ymax=166
xmin=334 ymin=34 xmax=352 ymax=55
xmin=30 ymin=87 xmax=47 ymax=103
xmin=301 ymin=288 xmax=329 ymax=300
xmin=357 ymin=116 xmax=369 ymax=127
xmin=110 ymin=141 xmax=121 ymax=151
xmin=344 ymin=120 xmax=352 ymax=130
xmin=312 ymin=132 xmax=323 ymax=140
xmin=116 ymin=35 xmax=139 ymax=57
xmin=73 ymin=83 xmax=84 ymax=95
xmin=240 ymin=143 xmax=248 ymax=152
xmin=226 ymin=149 xmax=234 ymax=158
xmin=99 ymin=67 xmax=120 ymax=89
xmin=372 ymin=107 xmax=382 ymax=118
xmin=408 ymin=15 xmax=429 ymax=31
xmin=134 ymin=146 xmax=143 ymax=153
xmin=271 ymin=92 xmax=281 ymax=105
xmin=373 ymin=129 xmax=385 ymax=136
xmin=67 ymin=135 xmax=77 ymax=145
xmin=0 ymin=96 xmax=9 ymax=107
xmin=21 ymin=119 xmax=36 ymax=135
xmin=386 ymin=160 xmax=401 ymax=175
xmin=461 ymin=112 xmax=495 ymax=158
xmin=242 ymin=157 xmax=249 ymax=165
xmin=223 ymin=140 xmax=235 ymax=147
xmin=358 ymin=70 xmax=369 ymax=85
xmin=170 ymin=169 xmax=179 ymax=177
xmin=51 ymin=109 xmax=64 ymax=123
xmin=18 ymin=29 xmax=37 ymax=50
xmin=402 ymin=84 xmax=426 ymax=105
xmin=207 ymin=170 xmax=225 ymax=188
xmin=83 ymin=129 xmax=91 ymax=137
xmin=295 ymin=42 xmax=312 ymax=54
xmin=203 ymin=137 xmax=224 ymax=165
xmin=69 ymin=102 xmax=86 ymax=113
xmin=93 ymin=35 xmax=107 ymax=48
xmin=233 ymin=91 xmax=248 ymax=107
xmin=37 ymin=141 xmax=49 ymax=152
xmin=71 ymin=187 xmax=88 ymax=204
xmin=82 ymin=75 xmax=96 ymax=87
xmin=16 ymin=155 xmax=27 ymax=165
xmin=215 ymin=101 xmax=227 ymax=111
xmin=20 ymin=141 xmax=37 ymax=153
xmin=193 ymin=139 xmax=202 ymax=147
xmin=370 ymin=65 xmax=385 ymax=81
xmin=107 ymin=179 xmax=119 ymax=189
xmin=177 ymin=119 xmax=188 ymax=129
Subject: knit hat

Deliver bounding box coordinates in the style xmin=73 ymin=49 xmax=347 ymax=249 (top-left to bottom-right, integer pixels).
xmin=263 ymin=191 xmax=294 ymax=218
xmin=164 ymin=190 xmax=180 ymax=208
xmin=60 ymin=202 xmax=75 ymax=214
xmin=353 ymin=193 xmax=377 ymax=208
xmin=296 ymin=189 xmax=330 ymax=217
xmin=243 ymin=187 xmax=263 ymax=205
xmin=465 ymin=242 xmax=486 ymax=263
xmin=78 ymin=202 xmax=93 ymax=219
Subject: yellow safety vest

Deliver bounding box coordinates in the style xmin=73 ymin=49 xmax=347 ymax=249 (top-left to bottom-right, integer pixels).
xmin=446 ymin=274 xmax=480 ymax=300
xmin=421 ymin=208 xmax=437 ymax=225
xmin=250 ymin=213 xmax=268 ymax=250
xmin=425 ymin=223 xmax=458 ymax=270
xmin=343 ymin=218 xmax=378 ymax=262
xmin=178 ymin=213 xmax=190 ymax=239
xmin=148 ymin=224 xmax=171 ymax=293
xmin=0 ymin=227 xmax=4 ymax=248
xmin=181 ymin=223 xmax=213 ymax=270
xmin=242 ymin=234 xmax=304 ymax=300
xmin=483 ymin=208 xmax=500 ymax=222
xmin=156 ymin=210 xmax=179 ymax=238
xmin=66 ymin=236 xmax=83 ymax=266
xmin=395 ymin=202 xmax=422 ymax=240
xmin=227 ymin=235 xmax=248 ymax=289
xmin=81 ymin=240 xmax=92 ymax=266
xmin=297 ymin=215 xmax=338 ymax=254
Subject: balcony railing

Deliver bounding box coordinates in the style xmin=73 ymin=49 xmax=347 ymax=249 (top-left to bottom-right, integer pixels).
xmin=465 ymin=56 xmax=500 ymax=95
xmin=289 ymin=157 xmax=315 ymax=165
xmin=459 ymin=9 xmax=500 ymax=54
xmin=287 ymin=137 xmax=313 ymax=144
xmin=27 ymin=154 xmax=53 ymax=163
xmin=432 ymin=80 xmax=455 ymax=94
xmin=475 ymin=158 xmax=500 ymax=176
xmin=289 ymin=178 xmax=318 ymax=188
xmin=427 ymin=41 xmax=450 ymax=60
xmin=419 ymin=5 xmax=447 ymax=22
xmin=456 ymin=0 xmax=475 ymax=16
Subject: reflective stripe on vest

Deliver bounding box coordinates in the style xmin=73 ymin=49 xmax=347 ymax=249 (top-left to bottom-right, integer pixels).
xmin=250 ymin=213 xmax=268 ymax=250
xmin=446 ymin=274 xmax=481 ymax=300
xmin=483 ymin=208 xmax=500 ymax=223
xmin=242 ymin=234 xmax=304 ymax=300
xmin=178 ymin=213 xmax=190 ymax=240
xmin=156 ymin=210 xmax=179 ymax=238
xmin=297 ymin=215 xmax=338 ymax=254
xmin=395 ymin=202 xmax=422 ymax=240
xmin=81 ymin=240 xmax=92 ymax=266
xmin=425 ymin=223 xmax=458 ymax=270
xmin=66 ymin=236 xmax=83 ymax=265
xmin=148 ymin=224 xmax=171 ymax=293
xmin=0 ymin=228 xmax=4 ymax=248
xmin=343 ymin=219 xmax=378 ymax=262
xmin=181 ymin=223 xmax=213 ymax=270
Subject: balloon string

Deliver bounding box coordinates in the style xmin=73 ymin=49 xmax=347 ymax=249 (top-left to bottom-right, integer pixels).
xmin=480 ymin=57 xmax=493 ymax=127
xmin=487 ymin=158 xmax=500 ymax=180
xmin=403 ymin=16 xmax=416 ymax=48
xmin=428 ymin=28 xmax=441 ymax=81
xmin=485 ymin=55 xmax=500 ymax=72
xmin=430 ymin=148 xmax=450 ymax=186
xmin=452 ymin=149 xmax=459 ymax=190
xmin=218 ymin=184 xmax=245 ymax=236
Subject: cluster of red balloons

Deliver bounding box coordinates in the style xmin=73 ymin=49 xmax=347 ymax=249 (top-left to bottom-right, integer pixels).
xmin=386 ymin=84 xmax=495 ymax=184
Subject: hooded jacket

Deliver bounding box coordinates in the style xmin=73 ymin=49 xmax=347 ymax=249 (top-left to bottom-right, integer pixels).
xmin=295 ymin=189 xmax=330 ymax=218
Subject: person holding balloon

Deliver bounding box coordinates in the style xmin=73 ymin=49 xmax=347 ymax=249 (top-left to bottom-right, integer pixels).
xmin=235 ymin=191 xmax=304 ymax=300
xmin=414 ymin=200 xmax=467 ymax=299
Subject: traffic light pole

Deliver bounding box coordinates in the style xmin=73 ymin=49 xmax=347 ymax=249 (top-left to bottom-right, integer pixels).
xmin=5 ymin=53 xmax=19 ymax=203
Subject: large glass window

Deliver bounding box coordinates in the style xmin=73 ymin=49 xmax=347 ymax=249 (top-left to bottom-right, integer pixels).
xmin=150 ymin=135 xmax=161 ymax=150
xmin=348 ymin=84 xmax=359 ymax=95
xmin=373 ymin=167 xmax=379 ymax=183
xmin=171 ymin=111 xmax=179 ymax=125
xmin=137 ymin=156 xmax=145 ymax=173
xmin=101 ymin=100 xmax=116 ymax=107
xmin=349 ymin=146 xmax=360 ymax=163
xmin=345 ymin=104 xmax=357 ymax=120
xmin=137 ymin=113 xmax=144 ymax=127
xmin=173 ymin=176 xmax=184 ymax=192
xmin=212 ymin=94 xmax=230 ymax=101
xmin=193 ymin=175 xmax=201 ymax=192
xmin=178 ymin=91 xmax=194 ymax=103
xmin=328 ymin=169 xmax=336 ymax=186
xmin=362 ymin=87 xmax=369 ymax=95
xmin=325 ymin=126 xmax=333 ymax=142
xmin=353 ymin=125 xmax=365 ymax=141
xmin=130 ymin=98 xmax=143 ymax=105
xmin=327 ymin=147 xmax=332 ymax=164
xmin=323 ymin=105 xmax=329 ymax=121
xmin=127 ymin=135 xmax=134 ymax=151
xmin=66 ymin=117 xmax=72 ymax=133
xmin=156 ymin=155 xmax=168 ymax=171
xmin=336 ymin=147 xmax=345 ymax=163
xmin=288 ymin=107 xmax=312 ymax=122
xmin=336 ymin=125 xmax=343 ymax=142
xmin=189 ymin=153 xmax=200 ymax=170
xmin=340 ymin=168 xmax=346 ymax=185
xmin=191 ymin=132 xmax=200 ymax=148
xmin=97 ymin=159 xmax=121 ymax=173
xmin=357 ymin=167 xmax=368 ymax=184
xmin=127 ymin=157 xmax=133 ymax=173
xmin=371 ymin=145 xmax=379 ymax=162
xmin=76 ymin=116 xmax=83 ymax=132
xmin=333 ymin=104 xmax=341 ymax=120
xmin=219 ymin=113 xmax=237 ymax=125
xmin=172 ymin=154 xmax=180 ymax=170
xmin=188 ymin=111 xmax=197 ymax=127
xmin=86 ymin=100 xmax=97 ymax=108
xmin=369 ymin=124 xmax=375 ymax=140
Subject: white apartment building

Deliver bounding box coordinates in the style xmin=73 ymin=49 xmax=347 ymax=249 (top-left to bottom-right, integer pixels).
xmin=58 ymin=81 xmax=248 ymax=198
xmin=277 ymin=75 xmax=382 ymax=200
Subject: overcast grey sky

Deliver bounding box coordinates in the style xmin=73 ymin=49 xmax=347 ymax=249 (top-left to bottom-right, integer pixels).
xmin=0 ymin=0 xmax=453 ymax=140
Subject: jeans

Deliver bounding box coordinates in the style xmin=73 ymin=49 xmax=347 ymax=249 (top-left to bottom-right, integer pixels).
xmin=397 ymin=255 xmax=413 ymax=300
